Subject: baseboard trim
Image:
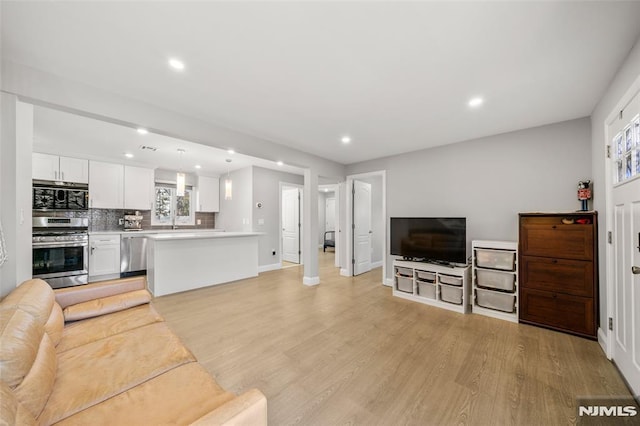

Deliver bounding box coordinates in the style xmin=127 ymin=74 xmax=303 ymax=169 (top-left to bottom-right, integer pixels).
xmin=258 ymin=263 xmax=282 ymax=273
xmin=371 ymin=260 xmax=383 ymax=269
xmin=598 ymin=327 xmax=610 ymax=359
xmin=383 ymin=278 xmax=393 ymax=287
xmin=340 ymin=268 xmax=350 ymax=277
xmin=303 ymin=276 xmax=320 ymax=286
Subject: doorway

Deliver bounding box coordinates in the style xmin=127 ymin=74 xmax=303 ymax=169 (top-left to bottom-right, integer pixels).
xmin=605 ymin=81 xmax=640 ymax=396
xmin=345 ymin=171 xmax=387 ymax=282
xmin=280 ymin=184 xmax=303 ymax=266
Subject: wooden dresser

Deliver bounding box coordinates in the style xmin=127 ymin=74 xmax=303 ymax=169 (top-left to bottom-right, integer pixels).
xmin=518 ymin=212 xmax=598 ymax=339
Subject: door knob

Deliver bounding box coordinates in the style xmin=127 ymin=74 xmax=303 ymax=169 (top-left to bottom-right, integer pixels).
xmin=633 ymin=266 xmax=640 ymax=275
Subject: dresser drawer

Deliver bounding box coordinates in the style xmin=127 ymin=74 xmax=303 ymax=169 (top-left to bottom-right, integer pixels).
xmin=520 ymin=224 xmax=594 ymax=260
xmin=521 ymin=256 xmax=593 ymax=297
xmin=520 ymin=288 xmax=595 ymax=337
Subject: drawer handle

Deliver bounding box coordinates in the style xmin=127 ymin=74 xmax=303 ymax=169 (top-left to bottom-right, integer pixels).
xmin=551 ymin=225 xmax=557 ymax=229
xmin=552 ymin=259 xmax=558 ymax=264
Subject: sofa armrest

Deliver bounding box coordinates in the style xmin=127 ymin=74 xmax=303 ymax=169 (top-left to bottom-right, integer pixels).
xmin=54 ymin=276 xmax=147 ymax=309
xmin=190 ymin=389 xmax=267 ymax=426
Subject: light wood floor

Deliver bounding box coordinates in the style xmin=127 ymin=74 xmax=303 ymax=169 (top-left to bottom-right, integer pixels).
xmin=153 ymin=251 xmax=632 ymax=426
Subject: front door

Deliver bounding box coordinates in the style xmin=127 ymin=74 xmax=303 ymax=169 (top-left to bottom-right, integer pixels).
xmin=610 ymin=88 xmax=640 ymax=396
xmin=353 ymin=180 xmax=372 ymax=275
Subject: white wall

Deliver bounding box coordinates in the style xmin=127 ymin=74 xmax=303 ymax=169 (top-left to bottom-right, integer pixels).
xmin=216 ymin=167 xmax=253 ymax=232
xmin=251 ymin=166 xmax=303 ymax=267
xmin=0 ymin=95 xmax=33 ymax=296
xmin=590 ymin=36 xmax=640 ymax=330
xmin=347 ymin=117 xmax=592 ymax=281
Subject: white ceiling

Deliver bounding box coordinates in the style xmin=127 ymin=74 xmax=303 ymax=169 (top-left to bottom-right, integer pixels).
xmin=32 ymin=106 xmax=304 ymax=177
xmin=3 ymin=2 xmax=640 ymax=164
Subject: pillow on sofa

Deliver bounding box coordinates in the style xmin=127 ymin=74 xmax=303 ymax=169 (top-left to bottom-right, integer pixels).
xmin=63 ymin=290 xmax=152 ymax=322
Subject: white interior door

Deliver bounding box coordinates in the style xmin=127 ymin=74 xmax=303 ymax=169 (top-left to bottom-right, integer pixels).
xmin=282 ymin=188 xmax=301 ymax=264
xmin=326 ymin=198 xmax=335 ymax=231
xmin=353 ymin=180 xmax=372 ymax=275
xmin=610 ymin=89 xmax=640 ymax=396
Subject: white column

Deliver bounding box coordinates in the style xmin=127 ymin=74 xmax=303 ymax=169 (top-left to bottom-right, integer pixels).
xmin=302 ymin=168 xmax=319 ymax=285
xmin=0 ymin=94 xmax=33 ymax=296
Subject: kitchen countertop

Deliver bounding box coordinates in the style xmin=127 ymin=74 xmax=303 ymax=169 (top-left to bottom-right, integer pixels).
xmin=89 ymin=229 xmax=225 ymax=236
xmin=146 ymin=231 xmax=262 ymax=241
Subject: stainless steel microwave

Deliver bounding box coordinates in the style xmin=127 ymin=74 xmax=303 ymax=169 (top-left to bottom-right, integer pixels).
xmin=32 ymin=180 xmax=89 ymax=211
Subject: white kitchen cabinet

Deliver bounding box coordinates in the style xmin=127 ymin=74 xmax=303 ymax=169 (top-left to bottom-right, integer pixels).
xmin=89 ymin=234 xmax=121 ymax=280
xmin=196 ymin=176 xmax=220 ymax=212
xmin=33 ymin=153 xmax=88 ymax=183
xmin=59 ymin=156 xmax=89 ymax=184
xmin=89 ymin=161 xmax=124 ymax=209
xmin=124 ymin=165 xmax=154 ymax=210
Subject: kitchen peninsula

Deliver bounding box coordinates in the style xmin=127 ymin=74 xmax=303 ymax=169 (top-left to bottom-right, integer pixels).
xmin=146 ymin=231 xmax=262 ymax=296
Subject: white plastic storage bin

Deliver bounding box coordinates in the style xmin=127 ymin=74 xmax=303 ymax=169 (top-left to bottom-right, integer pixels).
xmin=417 ymin=281 xmax=436 ymax=299
xmin=476 ymin=269 xmax=516 ymax=292
xmin=396 ymin=267 xmax=413 ymax=278
xmin=476 ymin=288 xmax=516 ymax=313
xmin=475 ymin=249 xmax=516 ymax=271
xmin=415 ymin=270 xmax=436 ymax=282
xmin=439 ymin=274 xmax=463 ymax=287
xmin=396 ymin=276 xmax=413 ymax=293
xmin=439 ymin=284 xmax=463 ymax=305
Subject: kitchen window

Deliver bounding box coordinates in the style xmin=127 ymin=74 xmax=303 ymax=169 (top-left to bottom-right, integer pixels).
xmin=152 ymin=185 xmax=195 ymax=226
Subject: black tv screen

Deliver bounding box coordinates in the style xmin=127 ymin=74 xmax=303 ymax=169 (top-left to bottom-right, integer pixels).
xmin=390 ymin=217 xmax=466 ymax=265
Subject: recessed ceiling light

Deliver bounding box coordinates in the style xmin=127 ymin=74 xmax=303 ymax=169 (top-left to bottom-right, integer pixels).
xmin=277 ymin=161 xmax=284 ymax=166
xmin=227 ymin=149 xmax=235 ymax=155
xmin=195 ymin=165 xmax=202 ymax=169
xmin=168 ymin=58 xmax=185 ymax=71
xmin=341 ymin=136 xmax=351 ymax=144
xmin=137 ymin=128 xmax=148 ymax=135
xmin=124 ymin=153 xmax=134 ymax=158
xmin=324 ymin=188 xmax=329 ymax=192
xmin=468 ymin=97 xmax=484 ymax=108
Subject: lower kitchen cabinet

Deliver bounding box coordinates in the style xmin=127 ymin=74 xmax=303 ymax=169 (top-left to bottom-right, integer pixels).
xmin=89 ymin=234 xmax=121 ymax=281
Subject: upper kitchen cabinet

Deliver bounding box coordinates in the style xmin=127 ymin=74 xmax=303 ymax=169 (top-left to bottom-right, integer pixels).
xmin=197 ymin=176 xmax=220 ymax=212
xmin=33 ymin=153 xmax=89 ymax=184
xmin=124 ymin=165 xmax=154 ymax=210
xmin=89 ymin=160 xmax=124 ymax=209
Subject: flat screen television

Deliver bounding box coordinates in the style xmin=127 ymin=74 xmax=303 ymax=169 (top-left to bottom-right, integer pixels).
xmin=390 ymin=217 xmax=466 ymax=265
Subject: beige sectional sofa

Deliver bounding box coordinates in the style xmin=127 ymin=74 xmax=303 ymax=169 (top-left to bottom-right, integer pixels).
xmin=0 ymin=277 xmax=267 ymax=425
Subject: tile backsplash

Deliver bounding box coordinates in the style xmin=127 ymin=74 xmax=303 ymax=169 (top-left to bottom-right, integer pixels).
xmin=33 ymin=209 xmax=216 ymax=232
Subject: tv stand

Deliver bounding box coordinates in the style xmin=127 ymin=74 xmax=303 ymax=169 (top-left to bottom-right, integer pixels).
xmin=393 ymin=259 xmax=471 ymax=314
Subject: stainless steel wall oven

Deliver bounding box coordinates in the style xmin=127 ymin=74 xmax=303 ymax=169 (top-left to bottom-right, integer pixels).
xmin=32 ymin=217 xmax=89 ymax=289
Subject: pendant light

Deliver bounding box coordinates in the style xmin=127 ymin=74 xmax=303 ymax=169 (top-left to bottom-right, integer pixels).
xmin=176 ymin=149 xmax=186 ymax=196
xmin=225 ymin=158 xmax=232 ymax=200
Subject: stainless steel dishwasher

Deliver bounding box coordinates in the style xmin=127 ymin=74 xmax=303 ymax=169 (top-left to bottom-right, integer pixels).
xmin=120 ymin=233 xmax=148 ymax=277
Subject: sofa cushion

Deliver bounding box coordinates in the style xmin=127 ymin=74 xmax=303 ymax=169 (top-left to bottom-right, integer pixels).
xmin=0 ymin=308 xmax=43 ymax=388
xmin=56 ymin=303 xmax=163 ymax=353
xmin=14 ymin=333 xmax=57 ymax=418
xmin=38 ymin=322 xmax=196 ymax=425
xmin=55 ymin=363 xmax=236 ymax=426
xmin=62 ymin=289 xmax=152 ymax=322
xmin=0 ymin=381 xmax=37 ymax=426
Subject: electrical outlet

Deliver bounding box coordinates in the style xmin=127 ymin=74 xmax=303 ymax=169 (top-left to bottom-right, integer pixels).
xmin=197 ymin=219 xmax=202 ymax=225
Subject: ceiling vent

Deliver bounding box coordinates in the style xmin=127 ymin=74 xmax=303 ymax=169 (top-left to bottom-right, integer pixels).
xmin=139 ymin=145 xmax=158 ymax=152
